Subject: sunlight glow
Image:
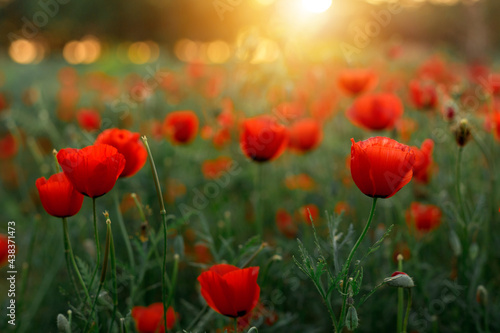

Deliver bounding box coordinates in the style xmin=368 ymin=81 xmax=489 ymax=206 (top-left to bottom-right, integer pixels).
xmin=301 ymin=0 xmax=332 ymax=13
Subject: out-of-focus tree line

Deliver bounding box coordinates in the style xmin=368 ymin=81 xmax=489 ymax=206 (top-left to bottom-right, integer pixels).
xmin=0 ymin=0 xmax=498 ymax=60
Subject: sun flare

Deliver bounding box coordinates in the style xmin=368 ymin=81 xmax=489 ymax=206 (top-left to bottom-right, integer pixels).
xmin=301 ymin=0 xmax=332 ymax=13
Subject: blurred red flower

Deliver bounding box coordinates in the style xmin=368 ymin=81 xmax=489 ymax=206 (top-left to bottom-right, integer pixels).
xmin=240 ymin=115 xmax=288 ymax=162
xmin=284 ymin=173 xmax=315 ymax=191
xmin=0 ymin=234 xmax=9 ymax=268
xmin=35 ymin=172 xmax=84 ymax=218
xmin=411 ymin=139 xmax=435 ymax=184
xmin=406 ymin=202 xmax=442 ymax=234
xmin=201 ymin=156 xmax=233 ymax=179
xmin=0 ymin=133 xmax=18 ymax=159
xmin=198 ymin=264 xmax=260 ymax=318
xmin=288 ymin=118 xmax=323 ymax=153
xmin=275 ymin=209 xmax=297 ymax=239
xmin=95 ymin=129 xmax=147 ymax=178
xmin=163 ymin=110 xmax=199 ymax=145
xmin=57 ymin=144 xmax=125 ymax=198
xmin=350 ymin=137 xmax=415 ymax=198
xmin=346 ymin=93 xmax=403 ymax=131
xmin=273 ymin=102 xmax=305 ymax=122
xmin=76 ymin=108 xmax=101 ymax=132
xmin=298 ymin=204 xmax=319 ymax=225
xmin=485 ymin=111 xmax=500 ymax=141
xmin=193 ymin=243 xmax=213 ymax=264
xmin=409 ymin=79 xmax=438 ymax=109
xmin=131 ymin=303 xmax=177 ymax=333
xmin=338 ymin=68 xmax=378 ymax=96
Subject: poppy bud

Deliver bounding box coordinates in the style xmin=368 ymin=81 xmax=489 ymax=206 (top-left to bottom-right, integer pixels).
xmin=384 ymin=271 xmax=415 ymax=288
xmin=345 ymin=306 xmax=359 ymax=330
xmin=57 ymin=314 xmax=70 ymax=333
xmin=476 ymin=285 xmax=488 ymax=306
xmin=453 ymin=119 xmax=472 ymax=147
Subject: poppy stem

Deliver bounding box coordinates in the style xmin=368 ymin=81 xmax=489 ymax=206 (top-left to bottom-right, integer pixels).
xmin=234 ymin=317 xmax=238 ymax=333
xmin=62 ymin=217 xmax=91 ymax=305
xmin=88 ymin=197 xmax=101 ymax=291
xmin=343 ymin=197 xmax=378 ymax=276
xmin=397 ymin=255 xmax=404 ymax=333
xmin=166 ymin=254 xmax=179 ymax=308
xmin=113 ymin=191 xmax=135 ymax=274
xmin=141 ymin=135 xmax=169 ymax=333
xmin=84 ymin=218 xmax=112 ymax=332
xmin=108 ymin=216 xmax=118 ymax=332
xmin=402 ymin=288 xmax=412 ymax=333
xmin=52 ymin=149 xmax=61 ymax=173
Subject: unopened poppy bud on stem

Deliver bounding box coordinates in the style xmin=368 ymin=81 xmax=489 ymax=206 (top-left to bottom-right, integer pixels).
xmin=476 ymin=285 xmax=488 ymax=306
xmin=454 ymin=118 xmax=472 ymax=147
xmin=384 ymin=271 xmax=415 ymax=288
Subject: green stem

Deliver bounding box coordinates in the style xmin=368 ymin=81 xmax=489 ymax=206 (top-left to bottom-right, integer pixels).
xmin=108 ymin=220 xmax=118 ymax=332
xmin=402 ymin=288 xmax=412 ymax=333
xmin=142 ymin=135 xmax=169 ymax=333
xmin=62 ymin=217 xmax=91 ymax=305
xmin=343 ymin=197 xmax=378 ymax=275
xmin=456 ymin=147 xmax=466 ymax=224
xmin=114 ymin=191 xmax=135 ymax=269
xmin=234 ymin=317 xmax=238 ymax=333
xmin=89 ymin=198 xmax=101 ymax=290
xmin=84 ymin=218 xmax=112 ymax=333
xmin=397 ymin=256 xmax=404 ymax=333
xmin=166 ymin=254 xmax=179 ymax=308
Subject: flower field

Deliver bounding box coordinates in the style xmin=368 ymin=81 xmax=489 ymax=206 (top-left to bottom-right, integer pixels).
xmin=1 ymin=1 xmax=500 ymax=332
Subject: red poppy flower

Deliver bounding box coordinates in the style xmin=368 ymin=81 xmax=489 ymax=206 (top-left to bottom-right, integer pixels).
xmin=201 ymin=156 xmax=233 ymax=179
xmin=409 ymin=79 xmax=437 ymax=109
xmin=275 ymin=209 xmax=297 ymax=239
xmin=35 ymin=172 xmax=84 ymax=218
xmin=288 ymin=118 xmax=323 ymax=153
xmin=406 ymin=202 xmax=442 ymax=234
xmin=76 ymin=108 xmax=101 ymax=132
xmin=298 ymin=204 xmax=319 ymax=225
xmin=198 ymin=264 xmax=260 ymax=318
xmin=0 ymin=133 xmax=18 ymax=159
xmin=163 ymin=110 xmax=199 ymax=145
xmin=0 ymin=234 xmax=9 ymax=268
xmin=131 ymin=303 xmax=177 ymax=333
xmin=338 ymin=69 xmax=378 ymax=95
xmin=95 ymin=129 xmax=147 ymax=178
xmin=346 ymin=93 xmax=403 ymax=131
xmin=350 ymin=137 xmax=415 ymax=198
xmin=57 ymin=144 xmax=125 ymax=198
xmin=411 ymin=139 xmax=434 ymax=184
xmin=240 ymin=115 xmax=289 ymax=162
